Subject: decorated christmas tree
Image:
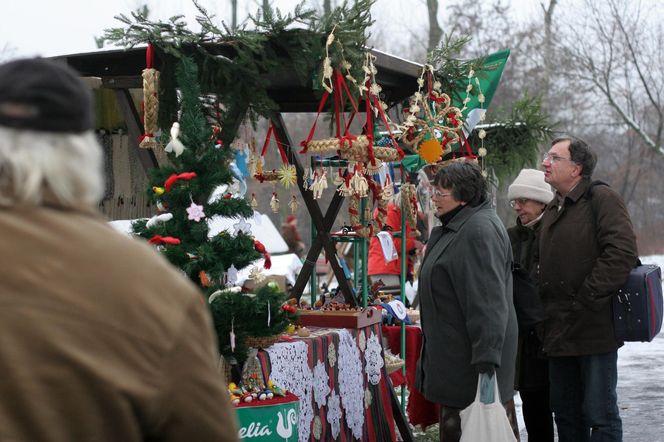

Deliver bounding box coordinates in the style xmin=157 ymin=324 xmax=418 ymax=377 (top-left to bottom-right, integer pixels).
xmin=131 ymin=56 xmax=296 ymax=368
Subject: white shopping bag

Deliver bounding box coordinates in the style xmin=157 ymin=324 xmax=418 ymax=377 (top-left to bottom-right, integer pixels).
xmin=459 ymin=374 xmax=517 ymax=442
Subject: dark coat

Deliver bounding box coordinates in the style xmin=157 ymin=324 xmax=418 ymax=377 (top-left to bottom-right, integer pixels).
xmin=508 ymin=220 xmax=549 ymax=391
xmin=415 ymin=200 xmax=518 ymax=408
xmin=537 ymin=178 xmax=638 ymax=356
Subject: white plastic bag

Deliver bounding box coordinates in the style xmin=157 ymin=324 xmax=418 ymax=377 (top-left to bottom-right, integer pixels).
xmin=459 ymin=374 xmax=517 ymax=442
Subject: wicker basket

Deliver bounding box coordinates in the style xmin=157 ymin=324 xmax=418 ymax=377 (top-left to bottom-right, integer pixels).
xmin=245 ymin=335 xmax=281 ymax=349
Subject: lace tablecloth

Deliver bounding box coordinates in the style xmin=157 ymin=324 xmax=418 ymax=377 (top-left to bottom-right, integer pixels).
xmin=258 ymin=323 xmax=396 ymax=441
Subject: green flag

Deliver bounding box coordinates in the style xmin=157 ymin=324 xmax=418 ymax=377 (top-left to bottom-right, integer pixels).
xmin=451 ymin=49 xmax=510 ymax=136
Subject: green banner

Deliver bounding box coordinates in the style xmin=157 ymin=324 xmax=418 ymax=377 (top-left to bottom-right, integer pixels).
xmin=235 ymin=399 xmax=299 ymax=441
xmin=451 ymin=49 xmax=510 ymax=134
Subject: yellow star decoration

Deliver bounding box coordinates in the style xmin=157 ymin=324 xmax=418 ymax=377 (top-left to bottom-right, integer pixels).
xmin=277 ymin=164 xmax=297 ymax=189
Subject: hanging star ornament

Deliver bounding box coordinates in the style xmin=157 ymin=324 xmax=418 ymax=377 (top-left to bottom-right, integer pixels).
xmin=277 ymin=164 xmax=297 ymax=189
xmin=226 ymin=264 xmax=239 ymax=286
xmin=232 ymin=219 xmax=252 ymax=235
xmin=248 ymin=266 xmax=266 ymax=284
xmin=186 ymin=201 xmax=206 ymax=222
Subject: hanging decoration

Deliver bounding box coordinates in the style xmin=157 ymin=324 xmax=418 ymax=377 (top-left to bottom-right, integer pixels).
xmin=164 ymin=122 xmax=185 ymax=157
xmin=270 ymin=192 xmax=279 ymax=213
xmin=288 ymin=195 xmax=299 ymax=213
xmin=232 ymin=219 xmax=252 ymax=235
xmin=250 ymin=192 xmax=258 ymax=210
xmin=139 ymin=43 xmax=160 ymax=149
xmin=186 ymin=200 xmax=206 ymax=222
xmin=145 ymin=212 xmax=173 ymax=228
xmin=399 ymin=64 xmax=466 ymax=164
xmin=277 ymin=164 xmax=297 ymax=189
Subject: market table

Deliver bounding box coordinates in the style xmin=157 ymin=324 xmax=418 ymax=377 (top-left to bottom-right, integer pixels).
xmin=256 ymin=323 xmax=396 ymax=441
xmin=382 ymin=324 xmax=439 ymax=431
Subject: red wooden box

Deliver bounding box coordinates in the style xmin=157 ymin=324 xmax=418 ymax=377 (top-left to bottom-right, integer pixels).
xmin=297 ymin=307 xmax=381 ymax=329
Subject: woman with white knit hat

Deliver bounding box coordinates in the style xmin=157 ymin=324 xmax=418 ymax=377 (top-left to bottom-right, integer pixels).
xmin=507 ymin=168 xmax=555 ymax=442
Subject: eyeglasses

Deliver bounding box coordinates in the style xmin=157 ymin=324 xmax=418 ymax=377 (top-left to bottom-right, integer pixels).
xmin=432 ymin=189 xmax=452 ymax=198
xmin=542 ymin=152 xmax=575 ymax=164
xmin=509 ymin=198 xmax=530 ymax=208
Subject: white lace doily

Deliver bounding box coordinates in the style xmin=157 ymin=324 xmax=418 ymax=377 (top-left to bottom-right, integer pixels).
xmin=266 ymin=341 xmax=314 ymax=442
xmin=327 ymin=390 xmax=342 ymax=439
xmin=364 ymin=331 xmax=384 ymax=385
xmin=313 ymin=360 xmax=330 ymax=408
xmin=337 ymin=329 xmax=364 ymax=439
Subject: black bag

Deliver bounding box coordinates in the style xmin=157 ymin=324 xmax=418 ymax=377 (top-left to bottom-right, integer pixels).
xmin=586 ymin=182 xmax=664 ymax=342
xmin=613 ymin=263 xmax=663 ymax=342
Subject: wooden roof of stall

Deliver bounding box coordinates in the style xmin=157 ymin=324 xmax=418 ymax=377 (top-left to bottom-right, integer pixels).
xmin=53 ymin=45 xmax=422 ymax=112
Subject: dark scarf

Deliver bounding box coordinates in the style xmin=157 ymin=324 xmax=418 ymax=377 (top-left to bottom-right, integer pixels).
xmin=438 ymin=204 xmax=466 ymax=227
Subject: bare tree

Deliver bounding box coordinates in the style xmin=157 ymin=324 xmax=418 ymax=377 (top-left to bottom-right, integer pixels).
xmin=540 ymin=0 xmax=557 ymax=113
xmin=426 ymin=0 xmax=443 ymax=52
xmin=560 ymin=0 xmax=664 ymax=155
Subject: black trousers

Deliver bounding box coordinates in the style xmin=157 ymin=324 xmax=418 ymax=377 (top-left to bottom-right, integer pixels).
xmin=520 ymin=388 xmax=554 ymax=442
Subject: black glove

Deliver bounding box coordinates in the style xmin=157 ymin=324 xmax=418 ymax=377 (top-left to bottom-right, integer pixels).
xmin=475 ymin=363 xmax=496 ymax=376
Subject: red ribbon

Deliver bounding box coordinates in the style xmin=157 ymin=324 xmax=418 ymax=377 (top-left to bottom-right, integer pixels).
xmin=262 ymin=121 xmax=288 ymax=164
xmin=146 ymin=43 xmax=154 ymax=69
xmin=164 ymin=172 xmax=197 ymax=192
xmin=254 ymin=240 xmax=271 ymax=269
xmin=299 ymin=90 xmax=330 ymax=153
xmin=148 ymin=235 xmax=181 ymax=245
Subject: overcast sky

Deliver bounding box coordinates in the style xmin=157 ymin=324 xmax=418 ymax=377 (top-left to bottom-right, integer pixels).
xmin=0 ymin=0 xmax=542 ymax=60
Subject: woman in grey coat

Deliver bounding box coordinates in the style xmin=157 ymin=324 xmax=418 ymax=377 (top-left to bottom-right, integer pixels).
xmin=415 ymin=161 xmax=519 ymax=441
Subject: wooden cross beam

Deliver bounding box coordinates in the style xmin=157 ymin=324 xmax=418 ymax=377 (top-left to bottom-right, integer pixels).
xmin=270 ymin=115 xmax=358 ymax=306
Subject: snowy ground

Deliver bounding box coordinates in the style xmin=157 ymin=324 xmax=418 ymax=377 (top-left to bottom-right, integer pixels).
xmin=516 ymin=254 xmax=664 ymax=441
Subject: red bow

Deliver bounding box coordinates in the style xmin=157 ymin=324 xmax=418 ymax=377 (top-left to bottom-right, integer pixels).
xmin=148 ymin=235 xmax=181 ymax=245
xmin=254 ymin=240 xmax=271 ymax=269
xmin=164 ymin=172 xmax=197 ymax=192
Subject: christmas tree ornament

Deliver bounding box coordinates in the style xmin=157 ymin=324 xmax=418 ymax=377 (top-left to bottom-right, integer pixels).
xmin=232 ymin=219 xmax=252 ymax=235
xmin=288 ymin=195 xmax=300 ymax=213
xmin=156 ymin=201 xmax=167 ymax=212
xmin=186 ymin=201 xmax=206 ymax=222
xmin=139 ymin=43 xmax=160 ymax=149
xmin=164 ymin=172 xmax=197 ymax=192
xmin=148 ymin=235 xmax=181 ymax=245
xmin=250 ymin=193 xmax=258 ymax=210
xmin=254 ymin=240 xmax=271 ymax=269
xmin=249 ymin=266 xmax=266 ymax=284
xmin=227 ymin=264 xmax=238 ymax=286
xmin=152 ymin=186 xmax=165 ymax=196
xmin=145 ymin=212 xmax=173 ymax=228
xmin=270 ymin=192 xmax=279 ymax=213
xmin=267 ymin=300 xmax=271 ymax=327
xmin=230 ymin=317 xmax=236 ymax=352
xmin=164 ymin=122 xmax=186 ymax=157
xmin=199 ymin=270 xmax=212 ymax=287
xmin=277 ymin=164 xmax=297 ymax=189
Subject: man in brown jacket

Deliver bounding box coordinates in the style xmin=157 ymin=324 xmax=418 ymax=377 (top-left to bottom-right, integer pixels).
xmin=0 ymin=58 xmax=239 ymax=441
xmin=538 ymin=136 xmax=638 ymax=442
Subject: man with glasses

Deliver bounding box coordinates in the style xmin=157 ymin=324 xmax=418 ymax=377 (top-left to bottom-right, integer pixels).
xmin=537 ymin=136 xmax=638 ymax=441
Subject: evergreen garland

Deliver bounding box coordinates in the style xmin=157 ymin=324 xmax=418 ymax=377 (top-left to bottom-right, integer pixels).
xmin=100 ymin=0 xmax=375 ymax=137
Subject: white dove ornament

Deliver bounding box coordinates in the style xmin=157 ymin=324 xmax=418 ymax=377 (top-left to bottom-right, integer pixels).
xmin=164 ymin=122 xmax=186 ymax=157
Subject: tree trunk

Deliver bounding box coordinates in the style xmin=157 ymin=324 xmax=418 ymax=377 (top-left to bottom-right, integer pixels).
xmin=541 ymin=0 xmax=557 ymax=113
xmin=426 ymin=0 xmax=443 ymax=52
xmin=323 ymin=0 xmax=331 ymax=16
xmin=231 ymin=0 xmax=237 ymax=31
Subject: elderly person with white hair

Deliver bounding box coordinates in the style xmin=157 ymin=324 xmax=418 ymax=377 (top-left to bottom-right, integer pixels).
xmin=0 ymin=58 xmax=238 ymax=442
xmin=507 ymin=168 xmax=555 ymax=442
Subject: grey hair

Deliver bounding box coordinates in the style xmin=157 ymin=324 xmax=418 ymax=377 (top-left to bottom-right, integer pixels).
xmin=0 ymin=127 xmax=104 ymax=208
